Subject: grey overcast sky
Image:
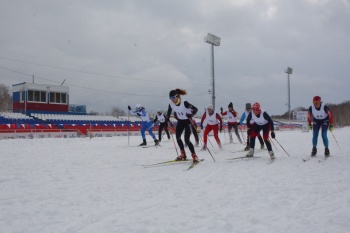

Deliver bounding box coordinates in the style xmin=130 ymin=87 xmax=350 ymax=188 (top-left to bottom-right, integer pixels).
xmin=1 ymin=0 xmax=349 ymax=115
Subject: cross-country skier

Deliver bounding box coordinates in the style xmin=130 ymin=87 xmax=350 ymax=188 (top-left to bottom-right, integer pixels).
xmin=128 ymin=104 xmax=159 ymax=146
xmin=239 ymin=103 xmax=265 ymax=151
xmin=307 ymin=96 xmax=333 ymax=157
xmin=220 ymin=102 xmax=242 ymax=144
xmin=245 ymin=102 xmax=275 ymax=159
xmin=153 ymin=110 xmax=171 ymax=142
xmin=166 ymin=89 xmax=199 ymax=162
xmin=200 ymin=104 xmax=223 ymax=150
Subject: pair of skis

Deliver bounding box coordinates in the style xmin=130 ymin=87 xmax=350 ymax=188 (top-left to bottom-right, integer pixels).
xmin=303 ymin=156 xmax=329 ymax=163
xmin=227 ymin=148 xmax=275 ymax=164
xmin=226 ymin=155 xmax=275 ymax=164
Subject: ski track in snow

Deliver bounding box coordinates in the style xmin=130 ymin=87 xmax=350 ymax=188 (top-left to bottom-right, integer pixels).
xmin=1 ymin=128 xmax=350 ymax=233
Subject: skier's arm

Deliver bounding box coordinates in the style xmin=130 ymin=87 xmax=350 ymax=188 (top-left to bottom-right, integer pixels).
xmin=239 ymin=112 xmax=246 ymax=124
xmin=216 ymin=113 xmax=223 ymax=131
xmin=307 ymin=106 xmax=313 ymax=125
xmin=184 ymin=101 xmax=198 ymax=116
xmin=263 ymin=112 xmax=274 ymax=131
xmin=324 ymin=105 xmax=333 ymax=125
xmin=166 ymin=104 xmax=172 ymax=119
xmin=153 ymin=115 xmax=158 ymax=123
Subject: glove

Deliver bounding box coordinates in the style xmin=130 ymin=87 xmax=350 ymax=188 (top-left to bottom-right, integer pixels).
xmin=271 ymin=131 xmax=275 ymax=139
xmin=308 ymin=124 xmax=312 ymax=130
xmin=237 ymin=122 xmax=240 ymax=126
xmin=220 ymin=107 xmax=223 ymax=113
xmin=200 ymin=124 xmax=204 ymax=129
xmin=170 ymin=122 xmax=174 ymax=127
xmin=247 ymin=128 xmax=251 ymax=135
xmin=329 ymin=124 xmax=333 ymax=132
xmin=186 ymin=113 xmax=193 ymax=119
xmin=220 ymin=128 xmax=222 ymax=133
xmin=128 ymin=105 xmax=131 ymax=110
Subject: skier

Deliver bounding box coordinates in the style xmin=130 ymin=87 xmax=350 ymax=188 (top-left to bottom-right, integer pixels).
xmin=245 ymin=102 xmax=275 ymax=159
xmin=307 ymin=96 xmax=333 ymax=157
xmin=200 ymin=104 xmax=223 ymax=150
xmin=220 ymin=102 xmax=242 ymax=144
xmin=239 ymin=103 xmax=265 ymax=151
xmin=128 ymin=104 xmax=159 ymax=146
xmin=166 ymin=89 xmax=199 ymax=162
xmin=153 ymin=110 xmax=171 ymax=142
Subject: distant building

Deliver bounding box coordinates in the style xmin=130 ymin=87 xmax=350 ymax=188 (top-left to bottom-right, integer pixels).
xmin=12 ymin=82 xmax=69 ymax=115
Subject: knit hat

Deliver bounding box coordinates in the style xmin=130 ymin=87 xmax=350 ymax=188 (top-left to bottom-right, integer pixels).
xmin=169 ymin=90 xmax=178 ymax=98
xmin=207 ymin=104 xmax=213 ymax=110
xmin=313 ymin=96 xmax=321 ymax=103
xmin=245 ymin=103 xmax=251 ymax=109
xmin=228 ymin=102 xmax=233 ymax=108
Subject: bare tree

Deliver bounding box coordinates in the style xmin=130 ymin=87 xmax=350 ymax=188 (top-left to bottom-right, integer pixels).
xmin=0 ymin=83 xmax=12 ymax=111
xmin=88 ymin=110 xmax=99 ymax=115
xmin=111 ymin=107 xmax=125 ymax=117
xmin=328 ymin=101 xmax=350 ymax=127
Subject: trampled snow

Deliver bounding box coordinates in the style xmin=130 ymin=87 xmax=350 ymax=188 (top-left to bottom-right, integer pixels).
xmin=1 ymin=128 xmax=350 ymax=233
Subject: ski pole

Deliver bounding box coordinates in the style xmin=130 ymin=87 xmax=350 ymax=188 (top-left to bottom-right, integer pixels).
xmin=127 ymin=110 xmax=130 ymax=146
xmin=169 ymin=126 xmax=179 ymax=156
xmin=223 ymin=123 xmax=227 ymax=143
xmin=238 ymin=125 xmax=246 ymax=142
xmin=274 ymin=138 xmax=291 ymax=157
xmin=189 ymin=118 xmax=216 ymax=162
xmin=330 ymin=130 xmax=342 ymax=152
xmin=269 ymin=136 xmax=278 ymax=150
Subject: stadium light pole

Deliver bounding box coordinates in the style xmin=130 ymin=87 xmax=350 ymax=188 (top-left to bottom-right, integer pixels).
xmin=285 ymin=67 xmax=293 ymax=121
xmin=204 ymin=33 xmax=221 ymax=110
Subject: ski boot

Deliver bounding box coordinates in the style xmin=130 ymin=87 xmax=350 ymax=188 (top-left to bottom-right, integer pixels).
xmin=325 ymin=148 xmax=330 ymax=157
xmin=311 ymin=147 xmax=317 ymax=157
xmin=154 ymin=139 xmax=159 ymax=146
xmin=191 ymin=153 xmax=199 ymax=162
xmin=244 ymin=145 xmax=250 ymax=151
xmin=139 ymin=139 xmax=147 ymax=146
xmin=201 ymin=145 xmax=207 ymax=151
xmin=246 ymin=148 xmax=254 ymax=157
xmin=260 ymin=144 xmax=265 ymax=149
xmin=176 ymin=151 xmax=187 ymax=161
xmin=269 ymin=151 xmax=275 ymax=159
xmin=195 ymin=141 xmax=199 ymax=147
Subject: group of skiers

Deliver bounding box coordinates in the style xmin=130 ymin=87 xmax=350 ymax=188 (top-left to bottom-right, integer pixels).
xmin=128 ymin=89 xmax=334 ymax=162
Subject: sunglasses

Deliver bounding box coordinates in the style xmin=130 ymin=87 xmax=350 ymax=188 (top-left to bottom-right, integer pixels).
xmin=313 ymin=101 xmax=320 ymax=104
xmin=169 ymin=95 xmax=178 ymax=100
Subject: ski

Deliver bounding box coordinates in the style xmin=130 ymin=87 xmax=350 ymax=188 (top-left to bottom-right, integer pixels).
xmin=226 ymin=156 xmax=261 ymax=161
xmin=141 ymin=159 xmax=191 ymax=167
xmin=319 ymin=156 xmax=330 ymax=163
xmin=141 ymin=145 xmax=161 ymax=148
xmin=229 ymin=148 xmax=266 ymax=154
xmin=185 ymin=159 xmax=205 ymax=171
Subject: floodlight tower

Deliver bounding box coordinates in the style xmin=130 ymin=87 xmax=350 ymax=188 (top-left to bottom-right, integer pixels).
xmin=204 ymin=33 xmax=221 ymax=110
xmin=285 ymin=67 xmax=293 ymax=121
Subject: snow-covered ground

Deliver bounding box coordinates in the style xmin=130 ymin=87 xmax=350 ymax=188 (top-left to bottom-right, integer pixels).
xmin=1 ymin=128 xmax=349 ymax=233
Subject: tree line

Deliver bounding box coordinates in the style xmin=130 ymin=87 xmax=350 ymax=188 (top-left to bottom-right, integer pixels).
xmin=278 ymin=101 xmax=350 ymax=127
